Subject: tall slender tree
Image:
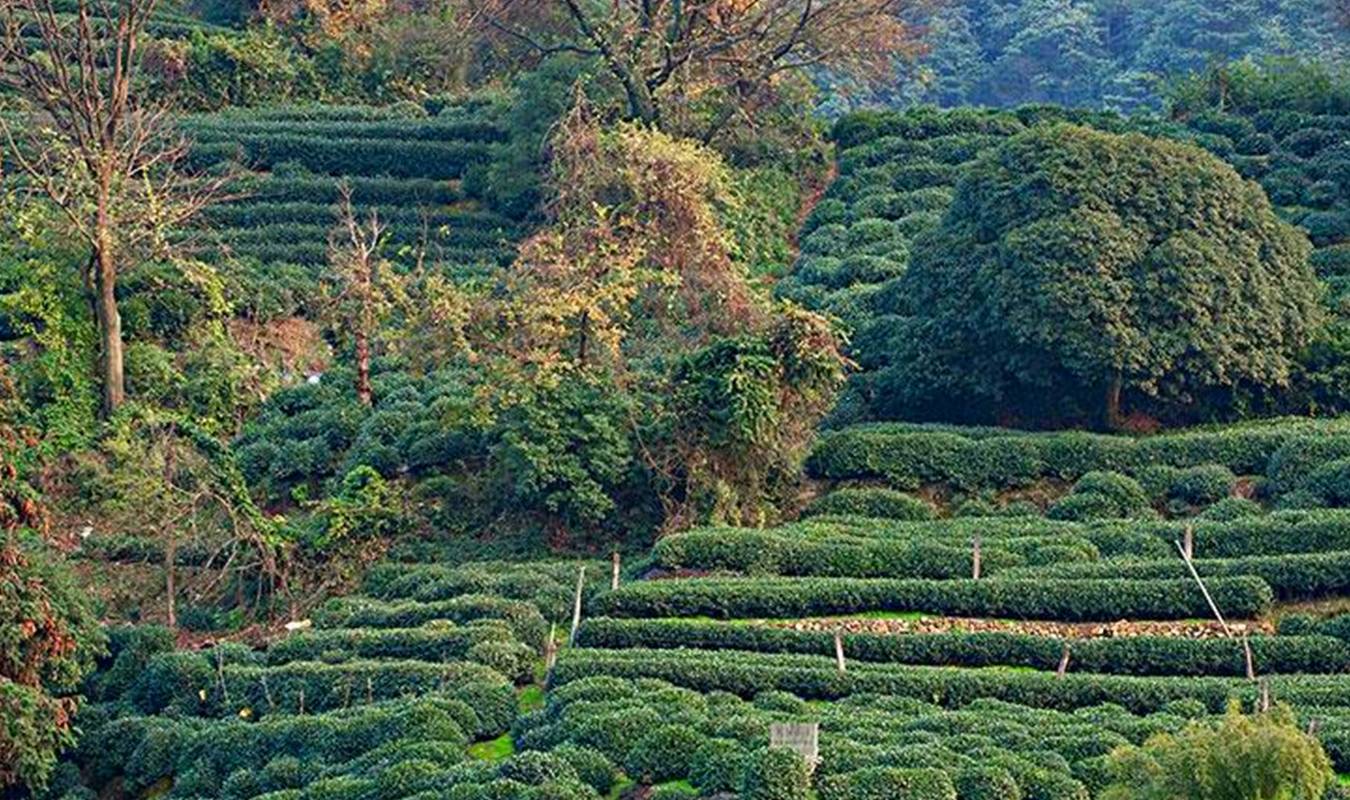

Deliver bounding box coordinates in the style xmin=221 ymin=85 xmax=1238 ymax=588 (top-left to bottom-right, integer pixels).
xmin=0 ymin=0 xmax=228 ymax=416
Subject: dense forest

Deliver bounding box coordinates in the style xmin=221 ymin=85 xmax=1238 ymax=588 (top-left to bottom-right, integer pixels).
xmin=4 ymin=1 xmax=1350 ymax=799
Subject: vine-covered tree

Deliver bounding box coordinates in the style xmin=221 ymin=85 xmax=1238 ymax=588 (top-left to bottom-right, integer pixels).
xmin=891 ymin=123 xmax=1323 ymax=427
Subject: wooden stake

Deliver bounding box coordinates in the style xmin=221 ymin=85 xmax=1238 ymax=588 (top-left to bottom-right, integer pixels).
xmin=1056 ymin=643 xmax=1071 ymax=678
xmin=1176 ymin=540 xmax=1232 ymax=637
xmin=570 ymin=566 xmax=586 ymax=645
xmin=545 ymin=622 xmax=558 ymax=671
xmin=298 ymin=687 xmax=305 ymax=715
xmin=366 ymin=676 xmax=373 ymax=704
xmin=1242 ymin=634 xmax=1255 ymax=681
xmin=1183 ymin=525 xmax=1194 ymax=561
xmin=834 ymin=629 xmax=847 ymax=674
xmin=611 ymin=551 xmax=621 ymax=591
xmin=972 ymin=536 xmax=982 ymax=580
xmin=1259 ymin=678 xmax=1271 ymax=713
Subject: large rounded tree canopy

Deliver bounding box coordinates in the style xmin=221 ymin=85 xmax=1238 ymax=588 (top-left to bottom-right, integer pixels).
xmin=894 ymin=123 xmax=1323 ymax=425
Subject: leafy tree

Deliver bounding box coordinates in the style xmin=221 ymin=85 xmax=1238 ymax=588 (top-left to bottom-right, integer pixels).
xmin=0 ymin=369 xmax=102 ymax=793
xmin=986 ymin=0 xmax=1107 ymax=106
xmin=892 ymin=123 xmax=1322 ymax=427
xmin=0 ymin=0 xmax=230 ymax=416
xmin=1101 ymin=704 xmax=1332 ymax=800
xmin=486 ymin=0 xmax=922 ymax=142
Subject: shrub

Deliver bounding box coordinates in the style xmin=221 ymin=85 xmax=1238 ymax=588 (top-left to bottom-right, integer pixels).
xmin=1048 ymin=472 xmax=1152 ymax=520
xmin=955 ymin=767 xmax=1022 ymax=800
xmin=1197 ymin=497 xmax=1263 ymax=521
xmin=1100 ymin=705 xmax=1333 ymax=800
xmin=739 ymin=748 xmax=810 ymax=800
xmin=624 ymin=725 xmax=703 ymax=783
xmin=804 ymin=488 xmax=934 ymax=520
xmin=552 ymin=746 xmax=616 ymax=795
xmin=1167 ymin=465 xmax=1237 ymax=506
xmin=817 ymin=768 xmax=957 ymax=800
xmin=689 ymin=739 xmax=747 ymax=794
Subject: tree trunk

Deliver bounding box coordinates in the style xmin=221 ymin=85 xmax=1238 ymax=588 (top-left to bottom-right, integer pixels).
xmin=164 ymin=430 xmax=177 ymax=630
xmin=1104 ymin=371 xmax=1124 ymax=430
xmin=355 ymin=327 xmax=372 ymax=407
xmin=93 ymin=240 xmax=125 ymax=416
xmin=355 ymin=258 xmax=373 ymax=407
xmin=165 ymin=531 xmax=177 ymax=629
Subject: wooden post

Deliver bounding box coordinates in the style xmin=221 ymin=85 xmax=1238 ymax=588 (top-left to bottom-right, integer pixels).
xmin=834 ymin=629 xmax=847 ymax=674
xmin=1183 ymin=524 xmax=1194 ymax=561
xmin=1176 ymin=540 xmax=1232 ymax=637
xmin=1056 ymin=643 xmax=1071 ymax=678
xmin=366 ymin=676 xmax=373 ymax=704
xmin=570 ymin=566 xmax=586 ymax=645
xmin=1259 ymin=678 xmax=1271 ymax=713
xmin=545 ymin=622 xmax=558 ymax=671
xmin=972 ymin=536 xmax=982 ymax=580
xmin=298 ymin=687 xmax=305 ymax=715
xmin=611 ymin=551 xmax=621 ymax=591
xmin=1242 ymin=634 xmax=1255 ymax=681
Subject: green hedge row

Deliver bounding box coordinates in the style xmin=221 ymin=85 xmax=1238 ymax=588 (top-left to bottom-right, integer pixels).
xmin=185 ymin=135 xmax=494 ymax=179
xmin=133 ymin=652 xmax=513 ymax=728
xmin=552 ymin=648 xmax=1350 ymax=715
xmin=264 ymin=623 xmax=532 ymax=680
xmin=1006 ymin=549 xmax=1350 ymax=600
xmin=650 ymin=528 xmax=1090 ymax=579
xmin=574 ymin=618 xmax=1350 ymax=676
xmin=363 ymin=560 xmax=608 ymax=623
xmin=784 ymin=515 xmax=1171 ymax=559
xmin=590 ymin=576 xmax=1273 ymax=622
xmin=312 ymin=594 xmax=548 ymax=649
xmin=75 ymin=694 xmax=474 ymax=796
xmin=182 ymin=116 xmax=505 ymax=143
xmin=210 ymin=221 xmax=512 ymax=249
xmin=204 ymin=201 xmax=518 ymax=232
xmin=806 ymin=422 xmax=1350 ymax=491
xmin=240 ymin=174 xmax=463 ymax=207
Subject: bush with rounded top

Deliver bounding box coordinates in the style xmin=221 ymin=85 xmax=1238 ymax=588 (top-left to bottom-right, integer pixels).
xmin=624 ymin=725 xmax=704 ymax=783
xmin=804 ymin=488 xmax=934 ymax=521
xmin=689 ymin=739 xmax=747 ymax=795
xmin=739 ymin=748 xmax=810 ymax=800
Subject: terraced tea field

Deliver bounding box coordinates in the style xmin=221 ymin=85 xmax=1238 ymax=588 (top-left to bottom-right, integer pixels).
xmin=52 ymin=418 xmax=1350 ymax=800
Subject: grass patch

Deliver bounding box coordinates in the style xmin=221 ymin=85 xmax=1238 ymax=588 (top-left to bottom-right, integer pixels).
xmin=606 ymin=776 xmax=636 ymax=800
xmin=467 ymin=733 xmax=515 ymax=762
xmin=518 ymin=684 xmax=546 ymax=712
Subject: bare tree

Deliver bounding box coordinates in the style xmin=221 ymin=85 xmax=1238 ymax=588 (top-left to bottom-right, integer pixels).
xmin=0 ymin=0 xmax=230 ymax=416
xmin=325 ymin=185 xmax=403 ymax=407
xmin=485 ymin=0 xmax=924 ymax=138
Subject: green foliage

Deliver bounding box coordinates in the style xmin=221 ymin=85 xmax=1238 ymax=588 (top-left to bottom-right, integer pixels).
xmin=1101 ymin=705 xmax=1333 ymax=800
xmin=807 ymin=421 xmax=1348 ymax=498
xmin=894 ymin=124 xmax=1320 ymax=425
xmin=592 ymin=575 xmax=1273 ymax=622
xmin=494 ymin=374 xmax=635 ymax=530
xmin=803 ymin=488 xmax=934 ymax=521
xmin=576 ymin=617 xmax=1350 ymax=677
xmin=739 ymin=747 xmax=810 ymax=800
xmin=1047 ymin=472 xmax=1153 ymax=521
xmin=0 ymin=535 xmax=105 ymax=793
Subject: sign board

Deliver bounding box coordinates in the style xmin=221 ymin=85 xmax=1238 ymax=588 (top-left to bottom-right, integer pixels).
xmin=769 ymin=722 xmax=820 ymax=770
